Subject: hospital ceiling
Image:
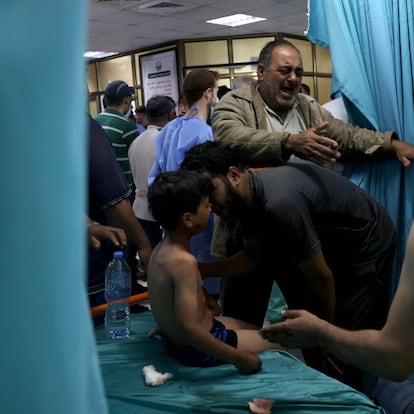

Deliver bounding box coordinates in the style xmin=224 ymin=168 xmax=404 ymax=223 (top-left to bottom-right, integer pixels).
xmin=87 ymin=0 xmax=309 ymax=55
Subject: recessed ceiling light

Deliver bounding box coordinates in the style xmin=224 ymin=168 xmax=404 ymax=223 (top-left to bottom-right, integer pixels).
xmin=206 ymin=14 xmax=266 ymax=27
xmin=84 ymin=51 xmax=119 ymax=59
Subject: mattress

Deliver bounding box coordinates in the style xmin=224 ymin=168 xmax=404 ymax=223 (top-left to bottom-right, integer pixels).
xmin=95 ymin=310 xmax=386 ymax=414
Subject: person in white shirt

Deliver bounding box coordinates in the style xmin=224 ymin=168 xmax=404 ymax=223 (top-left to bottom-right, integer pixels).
xmin=128 ymin=95 xmax=176 ymax=247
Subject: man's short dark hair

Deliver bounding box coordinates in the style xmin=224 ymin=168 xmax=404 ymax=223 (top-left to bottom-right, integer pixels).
xmin=146 ymin=95 xmax=175 ymax=119
xmin=218 ymin=85 xmax=231 ymax=99
xmin=135 ymin=105 xmax=146 ymax=114
xmin=258 ymin=39 xmax=301 ymax=69
xmin=180 ymin=141 xmax=241 ymax=176
xmin=148 ymin=170 xmax=213 ymax=230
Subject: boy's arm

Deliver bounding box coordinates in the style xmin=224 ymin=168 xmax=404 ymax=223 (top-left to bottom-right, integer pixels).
xmin=174 ymin=255 xmax=261 ymax=374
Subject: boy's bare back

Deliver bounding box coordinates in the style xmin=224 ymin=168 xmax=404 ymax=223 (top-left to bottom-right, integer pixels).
xmin=148 ymin=237 xmax=266 ymax=374
xmin=148 ymin=239 xmax=213 ymax=346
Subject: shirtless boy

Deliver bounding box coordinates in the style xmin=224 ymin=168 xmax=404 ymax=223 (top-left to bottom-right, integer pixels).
xmin=147 ymin=170 xmax=282 ymax=374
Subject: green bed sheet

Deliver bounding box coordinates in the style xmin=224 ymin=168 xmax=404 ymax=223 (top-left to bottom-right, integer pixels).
xmin=95 ymin=311 xmax=385 ymax=414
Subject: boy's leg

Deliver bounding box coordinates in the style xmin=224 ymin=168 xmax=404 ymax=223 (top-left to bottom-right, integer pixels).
xmin=235 ymin=329 xmax=284 ymax=353
xmin=216 ymin=315 xmax=260 ymax=329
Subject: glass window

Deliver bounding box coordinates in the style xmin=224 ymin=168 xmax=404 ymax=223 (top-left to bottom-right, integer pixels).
xmin=87 ymin=63 xmax=98 ymax=93
xmin=89 ymin=98 xmax=99 ymax=117
xmin=184 ymin=67 xmax=229 ymax=76
xmin=211 ymin=67 xmax=229 ymax=75
xmin=232 ymin=37 xmax=275 ymax=63
xmin=234 ymin=63 xmax=258 ymax=74
xmin=301 ymin=76 xmax=314 ymax=97
xmin=184 ymin=40 xmax=228 ymax=66
xmin=97 ymin=55 xmax=134 ymax=91
xmin=316 ymin=76 xmax=332 ymax=105
xmin=218 ymin=78 xmax=231 ymax=88
xmin=315 ymin=45 xmax=332 ymax=73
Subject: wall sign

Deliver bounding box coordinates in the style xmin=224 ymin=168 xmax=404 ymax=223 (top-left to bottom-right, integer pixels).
xmin=139 ymin=49 xmax=179 ymax=105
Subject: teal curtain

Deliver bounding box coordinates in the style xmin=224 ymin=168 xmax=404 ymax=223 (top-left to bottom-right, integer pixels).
xmin=0 ymin=2 xmax=108 ymax=413
xmin=308 ymin=0 xmax=414 ymax=296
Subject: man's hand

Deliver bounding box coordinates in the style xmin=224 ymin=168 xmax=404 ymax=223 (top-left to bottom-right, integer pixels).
xmin=203 ymin=288 xmax=221 ymax=316
xmin=198 ymin=261 xmax=210 ymax=279
xmin=390 ymin=140 xmax=414 ymax=167
xmin=285 ymin=122 xmax=341 ymax=167
xmin=259 ymin=309 xmax=325 ymax=349
xmin=136 ymin=245 xmax=153 ymax=281
xmin=234 ymin=350 xmax=262 ymax=374
xmin=88 ymin=223 xmax=127 ymax=250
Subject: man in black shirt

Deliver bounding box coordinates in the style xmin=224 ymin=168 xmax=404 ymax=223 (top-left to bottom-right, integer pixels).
xmin=181 ymin=141 xmax=396 ymax=391
xmin=88 ymin=117 xmax=152 ymax=308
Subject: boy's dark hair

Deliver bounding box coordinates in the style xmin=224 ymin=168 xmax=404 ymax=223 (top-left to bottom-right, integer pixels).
xmin=148 ymin=170 xmax=213 ymax=230
xmin=180 ymin=141 xmax=241 ymax=176
xmin=183 ymin=69 xmax=219 ymax=108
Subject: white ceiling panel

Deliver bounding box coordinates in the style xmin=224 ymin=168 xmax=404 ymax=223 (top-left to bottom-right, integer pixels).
xmin=87 ymin=0 xmax=308 ymax=54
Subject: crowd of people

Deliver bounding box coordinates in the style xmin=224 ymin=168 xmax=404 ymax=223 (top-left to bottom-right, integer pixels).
xmin=87 ymin=39 xmax=414 ymax=412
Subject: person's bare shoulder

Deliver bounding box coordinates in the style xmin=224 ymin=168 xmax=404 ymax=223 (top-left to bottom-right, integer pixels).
xmin=167 ymin=248 xmax=199 ymax=281
xmin=150 ymin=243 xmax=198 ymax=278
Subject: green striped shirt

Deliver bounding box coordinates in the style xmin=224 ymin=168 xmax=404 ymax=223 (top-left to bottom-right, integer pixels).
xmin=95 ymin=108 xmax=139 ymax=188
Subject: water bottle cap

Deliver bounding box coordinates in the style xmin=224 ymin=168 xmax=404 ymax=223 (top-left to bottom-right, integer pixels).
xmin=113 ymin=251 xmax=124 ymax=259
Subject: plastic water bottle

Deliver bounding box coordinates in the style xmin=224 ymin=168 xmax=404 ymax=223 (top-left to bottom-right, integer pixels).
xmin=105 ymin=251 xmax=131 ymax=339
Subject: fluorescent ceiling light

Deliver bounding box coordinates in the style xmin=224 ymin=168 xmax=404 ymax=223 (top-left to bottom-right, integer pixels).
xmin=206 ymin=14 xmax=266 ymax=27
xmin=84 ymin=51 xmax=119 ymax=59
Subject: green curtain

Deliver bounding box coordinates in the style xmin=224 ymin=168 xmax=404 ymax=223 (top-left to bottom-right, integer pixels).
xmin=0 ymin=2 xmax=108 ymax=413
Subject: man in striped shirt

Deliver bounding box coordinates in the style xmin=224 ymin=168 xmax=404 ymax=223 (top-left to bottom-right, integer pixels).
xmin=95 ymin=80 xmax=139 ymax=191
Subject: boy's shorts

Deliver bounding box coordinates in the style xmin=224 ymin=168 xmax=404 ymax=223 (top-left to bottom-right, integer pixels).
xmin=167 ymin=318 xmax=238 ymax=367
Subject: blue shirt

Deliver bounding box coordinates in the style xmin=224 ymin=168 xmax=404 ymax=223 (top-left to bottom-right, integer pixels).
xmin=148 ymin=114 xmax=213 ymax=183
